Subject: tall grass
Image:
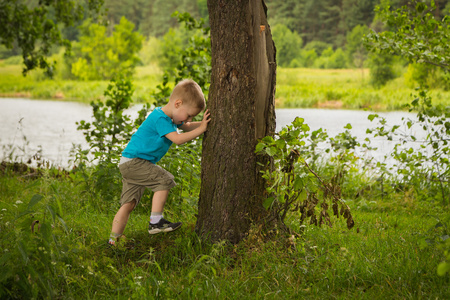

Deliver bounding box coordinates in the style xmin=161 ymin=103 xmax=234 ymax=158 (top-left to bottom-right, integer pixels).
xmin=0 ymin=166 xmax=448 ymax=299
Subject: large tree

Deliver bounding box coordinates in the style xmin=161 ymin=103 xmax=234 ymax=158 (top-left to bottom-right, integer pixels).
xmin=196 ymin=0 xmax=277 ymax=243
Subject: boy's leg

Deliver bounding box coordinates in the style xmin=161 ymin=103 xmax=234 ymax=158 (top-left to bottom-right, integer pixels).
xmin=149 ymin=190 xmax=169 ymax=223
xmin=109 ymin=200 xmax=136 ymax=245
xmin=148 ymin=190 xmax=182 ymax=234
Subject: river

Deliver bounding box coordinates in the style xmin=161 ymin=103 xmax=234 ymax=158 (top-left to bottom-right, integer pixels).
xmin=0 ymin=98 xmax=419 ymax=168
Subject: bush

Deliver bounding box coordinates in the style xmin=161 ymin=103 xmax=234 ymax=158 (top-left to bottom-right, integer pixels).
xmin=74 ymin=77 xmax=150 ymax=206
xmin=313 ymin=47 xmax=347 ymax=69
xmin=368 ymin=53 xmax=396 ymax=88
xmin=3 ymin=55 xmax=22 ymax=65
xmin=303 ymin=41 xmax=332 ymax=57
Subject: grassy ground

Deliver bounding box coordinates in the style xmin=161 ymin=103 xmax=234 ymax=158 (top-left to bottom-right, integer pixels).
xmin=0 ymin=64 xmax=162 ymax=103
xmin=0 ymin=166 xmax=448 ymax=299
xmin=276 ymin=68 xmax=450 ymax=110
xmin=2 ymin=64 xmax=450 ymax=110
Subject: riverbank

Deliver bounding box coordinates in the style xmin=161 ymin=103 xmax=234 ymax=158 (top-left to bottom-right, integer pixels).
xmin=2 ymin=64 xmax=450 ymax=110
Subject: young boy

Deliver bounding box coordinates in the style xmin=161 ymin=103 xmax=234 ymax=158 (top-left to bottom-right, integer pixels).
xmin=108 ymin=79 xmax=210 ymax=246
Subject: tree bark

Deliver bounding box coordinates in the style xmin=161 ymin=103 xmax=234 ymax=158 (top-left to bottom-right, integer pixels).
xmin=196 ymin=0 xmax=277 ymax=244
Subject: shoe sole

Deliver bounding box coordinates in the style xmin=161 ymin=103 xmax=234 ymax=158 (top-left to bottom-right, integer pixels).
xmin=148 ymin=224 xmax=182 ymax=235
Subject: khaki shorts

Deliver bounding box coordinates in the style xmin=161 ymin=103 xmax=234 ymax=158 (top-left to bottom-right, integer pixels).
xmin=119 ymin=158 xmax=176 ymax=206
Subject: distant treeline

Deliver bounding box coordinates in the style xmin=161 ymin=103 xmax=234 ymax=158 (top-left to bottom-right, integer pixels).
xmin=1 ymin=0 xmax=449 ymax=88
xmin=102 ymin=0 xmax=450 ymax=47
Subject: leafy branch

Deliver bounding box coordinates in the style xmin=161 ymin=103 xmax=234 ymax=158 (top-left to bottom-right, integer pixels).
xmin=256 ymin=117 xmax=355 ymax=231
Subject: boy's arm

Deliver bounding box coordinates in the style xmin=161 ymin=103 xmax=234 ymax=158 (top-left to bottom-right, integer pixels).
xmin=179 ymin=121 xmax=202 ymax=132
xmin=165 ymin=110 xmax=210 ymax=145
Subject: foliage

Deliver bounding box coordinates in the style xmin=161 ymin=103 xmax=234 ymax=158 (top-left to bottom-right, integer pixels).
xmin=256 ymin=117 xmax=355 ymax=230
xmin=0 ymin=0 xmax=104 ymax=76
xmin=313 ymin=47 xmax=347 ymax=69
xmin=364 ymin=0 xmax=450 ymax=275
xmin=157 ymin=11 xmax=211 ymax=84
xmin=367 ymin=53 xmax=397 ymax=87
xmin=146 ymin=12 xmax=210 ymax=205
xmin=346 ymin=24 xmax=369 ymax=69
xmin=365 ymin=0 xmax=450 ymax=71
xmin=139 ymin=36 xmax=162 ymax=66
xmin=367 ymin=88 xmax=450 ymax=206
xmin=171 ymin=11 xmax=211 ymax=93
xmin=404 ymin=63 xmax=450 ymax=90
xmin=74 ymin=77 xmax=150 ymax=204
xmin=71 ymin=17 xmax=144 ymax=80
xmin=72 ymin=12 xmax=209 ymax=207
xmin=303 ymin=41 xmax=333 ymax=57
xmin=271 ymin=24 xmax=303 ymax=67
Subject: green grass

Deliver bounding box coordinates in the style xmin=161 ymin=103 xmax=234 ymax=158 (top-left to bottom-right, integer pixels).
xmin=0 ymin=64 xmax=162 ymax=103
xmin=0 ymin=166 xmax=448 ymax=299
xmin=276 ymin=68 xmax=450 ymax=110
xmin=2 ymin=64 xmax=450 ymax=110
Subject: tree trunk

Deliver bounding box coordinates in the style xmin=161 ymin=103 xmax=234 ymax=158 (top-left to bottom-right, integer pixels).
xmin=196 ymin=0 xmax=277 ymax=244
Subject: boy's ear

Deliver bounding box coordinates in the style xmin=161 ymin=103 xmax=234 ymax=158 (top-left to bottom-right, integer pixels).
xmin=174 ymin=99 xmax=183 ymax=108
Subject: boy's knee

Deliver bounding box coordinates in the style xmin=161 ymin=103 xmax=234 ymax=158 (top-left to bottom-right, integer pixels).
xmin=122 ymin=200 xmax=137 ymax=212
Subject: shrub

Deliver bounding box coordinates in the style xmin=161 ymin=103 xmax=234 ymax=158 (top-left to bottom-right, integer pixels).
xmin=368 ymin=53 xmax=396 ymax=88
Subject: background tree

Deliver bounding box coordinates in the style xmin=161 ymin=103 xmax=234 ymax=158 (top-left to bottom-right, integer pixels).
xmin=0 ymin=0 xmax=104 ymax=76
xmin=346 ymin=24 xmax=369 ymax=73
xmin=271 ymin=24 xmax=303 ymax=67
xmin=71 ymin=17 xmax=143 ymax=80
xmin=197 ymin=0 xmax=277 ymax=243
xmin=365 ymin=0 xmax=450 ymax=70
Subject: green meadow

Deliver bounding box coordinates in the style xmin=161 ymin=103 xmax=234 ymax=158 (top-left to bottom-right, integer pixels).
xmin=0 ymin=165 xmax=448 ymax=299
xmin=2 ymin=64 xmax=450 ymax=110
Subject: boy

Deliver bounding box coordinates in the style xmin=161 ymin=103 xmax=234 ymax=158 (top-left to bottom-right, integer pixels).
xmin=108 ymin=79 xmax=210 ymax=246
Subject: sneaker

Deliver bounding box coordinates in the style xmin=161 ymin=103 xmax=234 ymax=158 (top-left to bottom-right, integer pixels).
xmin=148 ymin=218 xmax=182 ymax=235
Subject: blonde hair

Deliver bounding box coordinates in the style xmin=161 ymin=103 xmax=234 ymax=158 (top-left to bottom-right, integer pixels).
xmin=169 ymin=79 xmax=205 ymax=109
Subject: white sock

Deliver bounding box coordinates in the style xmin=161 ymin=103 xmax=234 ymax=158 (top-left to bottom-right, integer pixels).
xmin=150 ymin=212 xmax=163 ymax=224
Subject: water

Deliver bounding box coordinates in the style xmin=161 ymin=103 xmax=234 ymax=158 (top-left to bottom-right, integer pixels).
xmin=0 ymin=98 xmax=419 ymax=168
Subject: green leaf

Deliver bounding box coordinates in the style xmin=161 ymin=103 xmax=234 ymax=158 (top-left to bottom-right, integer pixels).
xmin=265 ymin=147 xmax=278 ymax=157
xmin=263 ymin=197 xmax=275 ymax=209
xmin=261 ymin=136 xmax=275 ymax=144
xmin=301 ymin=124 xmax=310 ymax=132
xmin=17 ymin=241 xmax=29 ymax=265
xmin=437 ymin=262 xmax=450 ymax=276
xmin=344 ymin=123 xmax=352 ymax=129
xmin=368 ymin=114 xmax=378 ymax=121
xmin=57 ymin=214 xmax=69 ymax=234
xmin=255 ymin=142 xmax=265 ymax=153
xmin=292 ymin=117 xmax=304 ymax=128
xmin=275 ymin=139 xmax=286 ymax=150
xmin=27 ymin=194 xmax=43 ymax=210
xmin=47 ymin=205 xmax=56 ymax=221
xmin=293 ymin=176 xmax=303 ymax=190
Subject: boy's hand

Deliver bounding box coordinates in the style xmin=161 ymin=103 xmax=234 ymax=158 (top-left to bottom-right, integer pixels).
xmin=200 ymin=109 xmax=211 ymax=132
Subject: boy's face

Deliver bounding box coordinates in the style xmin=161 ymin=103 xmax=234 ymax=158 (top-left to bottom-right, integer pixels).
xmin=172 ymin=101 xmax=202 ymax=124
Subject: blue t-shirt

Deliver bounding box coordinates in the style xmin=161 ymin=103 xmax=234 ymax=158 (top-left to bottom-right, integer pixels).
xmin=122 ymin=107 xmax=179 ymax=163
